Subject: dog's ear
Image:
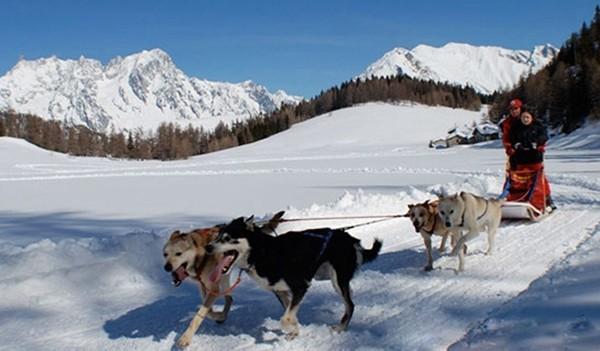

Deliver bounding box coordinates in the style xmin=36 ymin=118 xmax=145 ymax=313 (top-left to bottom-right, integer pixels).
xmin=229 ymin=217 xmax=246 ymax=229
xmin=424 ymin=199 xmax=430 ymax=205
xmin=169 ymin=230 xmax=182 ymax=240
xmin=244 ymin=215 xmax=255 ymax=230
xmin=270 ymin=211 xmax=285 ymax=223
xmin=260 ymin=211 xmax=285 ymax=234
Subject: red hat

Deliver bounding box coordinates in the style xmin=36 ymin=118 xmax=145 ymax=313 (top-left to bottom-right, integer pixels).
xmin=509 ymin=99 xmax=523 ymax=109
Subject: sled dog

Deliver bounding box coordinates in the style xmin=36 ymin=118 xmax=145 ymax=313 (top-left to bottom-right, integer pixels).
xmin=163 ymin=211 xmax=284 ymax=348
xmin=405 ymin=199 xmax=461 ymax=271
xmin=437 ymin=192 xmax=503 ymax=272
xmin=163 ymin=226 xmax=233 ymax=348
xmin=206 ymin=216 xmax=382 ymax=339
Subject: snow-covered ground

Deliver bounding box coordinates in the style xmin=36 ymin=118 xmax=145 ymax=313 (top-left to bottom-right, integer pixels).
xmin=1 ymin=102 xmax=599 ymax=350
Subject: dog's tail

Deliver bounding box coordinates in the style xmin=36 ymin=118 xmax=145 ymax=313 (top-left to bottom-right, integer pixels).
xmin=361 ymin=239 xmax=383 ymax=264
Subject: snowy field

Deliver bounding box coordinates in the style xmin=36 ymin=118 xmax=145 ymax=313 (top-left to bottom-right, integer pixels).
xmin=1 ymin=102 xmax=599 ymax=350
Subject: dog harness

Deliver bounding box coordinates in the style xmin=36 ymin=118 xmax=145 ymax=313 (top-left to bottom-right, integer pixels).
xmin=477 ymin=200 xmax=489 ymax=221
xmin=457 ymin=192 xmax=489 ymax=227
xmin=423 ymin=214 xmax=437 ymax=235
xmin=200 ymin=269 xmax=244 ymax=297
xmin=194 ymin=254 xmax=209 ymax=275
xmin=303 ymin=230 xmax=333 ymax=261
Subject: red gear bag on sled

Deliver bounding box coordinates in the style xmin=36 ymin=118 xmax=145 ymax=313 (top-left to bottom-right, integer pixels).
xmin=499 ymin=162 xmax=552 ymax=221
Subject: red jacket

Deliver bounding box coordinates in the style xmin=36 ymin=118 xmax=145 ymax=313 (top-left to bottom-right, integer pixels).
xmin=501 ymin=114 xmax=519 ymax=155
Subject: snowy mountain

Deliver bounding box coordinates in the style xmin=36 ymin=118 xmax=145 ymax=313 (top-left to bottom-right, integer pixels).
xmin=358 ymin=43 xmax=558 ymax=94
xmin=0 ymin=49 xmax=303 ymax=133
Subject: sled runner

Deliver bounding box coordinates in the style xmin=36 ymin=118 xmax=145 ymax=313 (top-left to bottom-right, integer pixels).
xmin=499 ymin=163 xmax=553 ymax=221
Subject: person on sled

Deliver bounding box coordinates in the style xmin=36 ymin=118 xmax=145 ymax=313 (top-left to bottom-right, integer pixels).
xmin=507 ymin=110 xmax=556 ymax=210
xmin=501 ymin=98 xmax=523 ymax=159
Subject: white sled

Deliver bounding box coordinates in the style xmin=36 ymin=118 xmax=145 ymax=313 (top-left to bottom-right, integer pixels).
xmin=501 ymin=201 xmax=551 ymax=221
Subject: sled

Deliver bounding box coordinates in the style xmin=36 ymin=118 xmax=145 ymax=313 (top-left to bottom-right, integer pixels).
xmin=499 ymin=163 xmax=553 ymax=221
xmin=501 ymin=201 xmax=548 ymax=221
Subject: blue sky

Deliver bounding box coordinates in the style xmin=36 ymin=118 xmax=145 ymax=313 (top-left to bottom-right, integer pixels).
xmin=1 ymin=0 xmax=598 ymax=97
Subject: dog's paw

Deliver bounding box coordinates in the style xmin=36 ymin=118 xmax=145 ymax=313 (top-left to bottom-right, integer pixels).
xmin=208 ymin=311 xmax=227 ymax=324
xmin=285 ymin=330 xmax=299 ymax=340
xmin=330 ymin=324 xmax=348 ymax=333
xmin=176 ymin=333 xmax=192 ymax=348
xmin=423 ymin=264 xmax=433 ymax=272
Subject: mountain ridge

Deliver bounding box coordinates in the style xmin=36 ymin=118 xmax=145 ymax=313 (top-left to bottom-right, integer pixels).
xmin=0 ymin=48 xmax=303 ymax=133
xmin=358 ymin=42 xmax=558 ymax=94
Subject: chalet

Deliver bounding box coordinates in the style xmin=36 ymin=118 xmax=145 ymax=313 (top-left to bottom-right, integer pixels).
xmin=429 ymin=121 xmax=499 ymax=148
xmin=429 ymin=138 xmax=448 ymax=149
xmin=472 ymin=122 xmax=500 ymax=142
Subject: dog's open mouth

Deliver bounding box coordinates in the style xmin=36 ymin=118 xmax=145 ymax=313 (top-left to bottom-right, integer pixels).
xmin=412 ymin=222 xmax=422 ymax=232
xmin=171 ymin=264 xmax=189 ymax=287
xmin=209 ymin=250 xmax=238 ymax=283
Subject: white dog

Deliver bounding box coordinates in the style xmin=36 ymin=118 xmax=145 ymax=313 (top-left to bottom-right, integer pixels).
xmin=437 ymin=192 xmax=503 ymax=272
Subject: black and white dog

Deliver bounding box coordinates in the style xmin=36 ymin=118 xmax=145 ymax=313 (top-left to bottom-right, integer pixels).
xmin=206 ymin=216 xmax=382 ymax=338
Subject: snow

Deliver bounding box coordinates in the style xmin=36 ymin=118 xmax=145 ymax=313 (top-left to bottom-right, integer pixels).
xmin=1 ymin=102 xmax=599 ymax=350
xmin=359 ymin=43 xmax=558 ymax=94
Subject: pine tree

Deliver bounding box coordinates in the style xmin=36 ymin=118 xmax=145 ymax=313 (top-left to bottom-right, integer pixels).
xmin=127 ymin=132 xmax=134 ymax=156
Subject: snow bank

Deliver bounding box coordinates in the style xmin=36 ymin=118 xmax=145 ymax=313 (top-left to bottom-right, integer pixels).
xmin=549 ymin=120 xmax=600 ymax=150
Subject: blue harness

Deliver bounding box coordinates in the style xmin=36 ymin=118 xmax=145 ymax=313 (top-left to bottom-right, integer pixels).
xmin=303 ymin=230 xmax=333 ymax=260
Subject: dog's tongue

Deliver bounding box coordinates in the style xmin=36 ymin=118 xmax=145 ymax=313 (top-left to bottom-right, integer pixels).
xmin=209 ymin=255 xmax=235 ymax=283
xmin=173 ymin=265 xmax=188 ymax=284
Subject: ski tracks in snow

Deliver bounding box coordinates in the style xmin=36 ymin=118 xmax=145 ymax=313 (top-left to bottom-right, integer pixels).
xmin=274 ymin=208 xmax=600 ymax=350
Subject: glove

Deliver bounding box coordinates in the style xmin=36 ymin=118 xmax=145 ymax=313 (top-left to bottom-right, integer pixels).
xmin=537 ymin=144 xmax=545 ymax=153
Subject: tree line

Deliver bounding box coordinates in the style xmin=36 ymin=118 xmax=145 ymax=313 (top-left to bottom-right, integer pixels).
xmin=0 ymin=72 xmax=483 ymax=160
xmin=489 ymin=5 xmax=600 ymax=133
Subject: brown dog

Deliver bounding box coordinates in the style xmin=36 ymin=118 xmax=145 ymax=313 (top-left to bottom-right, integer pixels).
xmin=163 ymin=226 xmax=234 ymax=348
xmin=405 ymin=200 xmax=461 ymax=271
xmin=163 ymin=211 xmax=284 ymax=348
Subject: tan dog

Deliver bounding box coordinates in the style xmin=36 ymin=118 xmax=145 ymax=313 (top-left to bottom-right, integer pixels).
xmin=163 ymin=227 xmax=234 ymax=348
xmin=438 ymin=192 xmax=503 ymax=272
xmin=405 ymin=200 xmax=460 ymax=271
xmin=163 ymin=211 xmax=284 ymax=348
